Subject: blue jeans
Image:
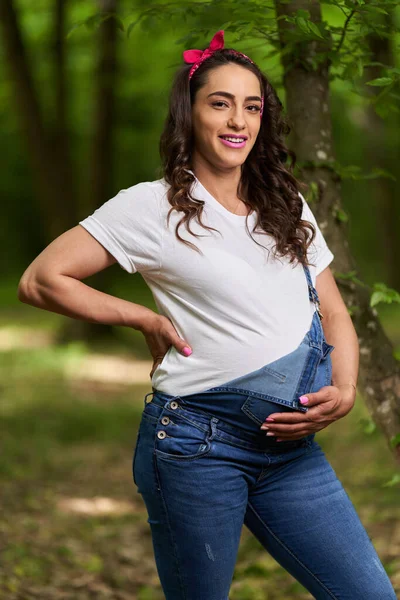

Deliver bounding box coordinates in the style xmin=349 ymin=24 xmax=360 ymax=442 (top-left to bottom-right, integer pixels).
xmin=132 ymin=311 xmax=397 ymax=599
xmin=133 ymin=266 xmax=396 ymax=600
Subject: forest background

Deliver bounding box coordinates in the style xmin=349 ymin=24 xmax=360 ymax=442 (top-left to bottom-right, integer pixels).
xmin=0 ymin=0 xmax=399 ymax=598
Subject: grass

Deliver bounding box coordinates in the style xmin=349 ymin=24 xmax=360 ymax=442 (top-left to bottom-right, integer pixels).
xmin=0 ymin=318 xmax=399 ymax=599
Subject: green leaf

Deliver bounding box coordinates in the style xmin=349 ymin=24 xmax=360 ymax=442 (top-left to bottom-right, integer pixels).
xmin=306 ymin=181 xmax=319 ymax=205
xmin=362 ymin=5 xmax=389 ymax=15
xmin=382 ymin=473 xmax=400 ymax=487
xmin=334 ymin=271 xmax=368 ymax=293
xmin=114 ymin=17 xmax=125 ymax=32
xmin=389 ymin=433 xmax=400 ymax=449
xmin=296 ymin=17 xmax=311 ymax=35
xmin=343 ymin=58 xmax=364 ymax=81
xmin=335 ymin=270 xmax=359 ymax=282
xmin=334 ymin=208 xmax=349 ymax=223
xmin=308 ymin=22 xmax=325 ymax=39
xmin=220 ymin=21 xmax=233 ymax=31
xmin=296 ymin=9 xmax=311 ymax=19
xmin=370 ymin=291 xmax=387 ymax=307
xmin=127 ymin=19 xmax=140 ymax=39
xmin=85 ymin=13 xmax=104 ymax=30
xmin=370 ymin=283 xmax=400 ymax=307
xmin=335 ymin=162 xmax=396 ymax=181
xmin=66 ymin=20 xmax=86 ymax=39
xmin=358 ymin=417 xmax=376 ymax=435
xmin=363 ymin=168 xmax=396 ymax=181
xmin=365 ymin=77 xmax=393 ymax=87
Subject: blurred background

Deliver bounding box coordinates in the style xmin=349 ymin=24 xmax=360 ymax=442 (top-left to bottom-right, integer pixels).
xmin=0 ymin=0 xmax=399 ymax=598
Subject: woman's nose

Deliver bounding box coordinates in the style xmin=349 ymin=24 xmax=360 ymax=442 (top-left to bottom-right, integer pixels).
xmin=227 ymin=115 xmax=246 ymax=130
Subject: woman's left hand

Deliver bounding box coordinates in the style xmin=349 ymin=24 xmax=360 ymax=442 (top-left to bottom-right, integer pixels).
xmin=260 ymin=385 xmax=356 ymax=441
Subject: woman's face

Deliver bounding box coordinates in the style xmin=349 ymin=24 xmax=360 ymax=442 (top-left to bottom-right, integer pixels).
xmin=191 ymin=63 xmax=262 ymax=172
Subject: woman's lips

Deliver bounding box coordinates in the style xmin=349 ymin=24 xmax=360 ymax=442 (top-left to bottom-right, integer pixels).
xmin=218 ymin=136 xmax=247 ymax=149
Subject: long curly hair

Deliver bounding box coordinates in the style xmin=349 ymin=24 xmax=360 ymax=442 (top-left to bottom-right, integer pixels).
xmin=158 ymin=46 xmax=316 ymax=268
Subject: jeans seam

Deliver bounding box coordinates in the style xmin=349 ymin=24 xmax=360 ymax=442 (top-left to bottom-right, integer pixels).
xmin=171 ymin=409 xmax=209 ymax=433
xmin=246 ymin=500 xmax=340 ymax=600
xmin=324 ymin=358 xmax=329 ymax=387
xmin=294 ymin=346 xmax=315 ymax=398
xmin=154 ymin=442 xmax=212 ymax=462
xmin=153 ymin=454 xmax=187 ymax=599
xmin=132 ymin=431 xmax=141 ymax=486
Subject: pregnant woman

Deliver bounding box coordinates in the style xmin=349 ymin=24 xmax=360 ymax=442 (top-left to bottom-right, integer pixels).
xmin=18 ymin=30 xmax=397 ymax=600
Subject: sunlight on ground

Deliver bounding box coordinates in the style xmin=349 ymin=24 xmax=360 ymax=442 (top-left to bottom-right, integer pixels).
xmin=0 ymin=326 xmax=53 ymax=350
xmin=1 ymin=321 xmax=399 ymax=598
xmin=64 ymin=355 xmax=151 ymax=385
xmin=0 ymin=325 xmax=152 ymax=384
xmin=57 ymin=497 xmax=136 ymax=516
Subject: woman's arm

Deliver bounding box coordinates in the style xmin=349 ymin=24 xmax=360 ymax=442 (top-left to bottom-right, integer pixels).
xmin=17 ymin=225 xmax=156 ymax=332
xmin=316 ymin=266 xmax=359 ymax=409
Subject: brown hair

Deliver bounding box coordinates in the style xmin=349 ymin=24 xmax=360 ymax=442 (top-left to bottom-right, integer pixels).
xmin=158 ymin=47 xmax=316 ymax=268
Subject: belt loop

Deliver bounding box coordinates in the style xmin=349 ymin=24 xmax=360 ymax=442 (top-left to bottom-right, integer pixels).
xmin=144 ymin=391 xmax=154 ymax=406
xmin=209 ymin=417 xmax=219 ymax=440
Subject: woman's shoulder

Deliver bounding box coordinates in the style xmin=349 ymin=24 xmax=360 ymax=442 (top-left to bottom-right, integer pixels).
xmin=111 ymin=177 xmax=169 ymax=219
xmin=122 ymin=177 xmax=168 ymax=199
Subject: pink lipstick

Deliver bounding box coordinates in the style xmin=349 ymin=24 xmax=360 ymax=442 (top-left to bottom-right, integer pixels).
xmin=218 ymin=135 xmax=247 ymax=149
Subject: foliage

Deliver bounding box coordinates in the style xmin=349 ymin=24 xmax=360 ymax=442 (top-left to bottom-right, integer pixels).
xmin=0 ymin=340 xmax=399 ymax=598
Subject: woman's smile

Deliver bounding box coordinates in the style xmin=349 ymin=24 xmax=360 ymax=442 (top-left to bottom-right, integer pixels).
xmin=218 ymin=135 xmax=248 ymax=149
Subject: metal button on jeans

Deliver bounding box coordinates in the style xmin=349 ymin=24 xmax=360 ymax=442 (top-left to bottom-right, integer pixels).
xmin=170 ymin=401 xmax=179 ymax=410
xmin=161 ymin=416 xmax=170 ymax=425
xmin=157 ymin=430 xmax=167 ymax=439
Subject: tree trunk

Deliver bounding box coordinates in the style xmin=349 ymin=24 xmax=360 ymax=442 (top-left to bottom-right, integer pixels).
xmin=49 ymin=0 xmax=78 ymax=228
xmin=86 ymin=0 xmax=119 ymax=216
xmin=0 ymin=0 xmax=123 ymax=345
xmin=57 ymin=0 xmax=121 ymax=344
xmin=363 ymin=8 xmax=400 ymax=290
xmin=0 ymin=0 xmax=76 ymax=240
xmin=274 ymin=0 xmax=400 ymax=462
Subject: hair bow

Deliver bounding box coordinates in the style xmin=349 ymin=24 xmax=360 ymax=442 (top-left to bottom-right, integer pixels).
xmin=183 ymin=29 xmax=264 ymax=118
xmin=183 ymin=30 xmax=225 ymax=80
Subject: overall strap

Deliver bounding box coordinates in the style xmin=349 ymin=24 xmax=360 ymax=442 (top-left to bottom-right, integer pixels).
xmin=303 ymin=263 xmax=324 ymax=320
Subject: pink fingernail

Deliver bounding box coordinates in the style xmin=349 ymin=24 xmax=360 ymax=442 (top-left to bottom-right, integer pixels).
xmin=265 ymin=417 xmax=275 ymax=422
xmin=182 ymin=346 xmax=192 ymax=356
xmin=299 ymin=396 xmax=309 ymax=404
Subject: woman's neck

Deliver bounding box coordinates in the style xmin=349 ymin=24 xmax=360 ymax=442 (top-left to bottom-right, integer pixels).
xmin=190 ymin=162 xmax=250 ymax=215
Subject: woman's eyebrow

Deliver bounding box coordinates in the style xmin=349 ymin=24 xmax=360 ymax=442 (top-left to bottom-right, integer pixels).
xmin=207 ymin=91 xmax=262 ymax=102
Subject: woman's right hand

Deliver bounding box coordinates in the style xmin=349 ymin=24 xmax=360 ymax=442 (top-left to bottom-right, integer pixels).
xmin=140 ymin=313 xmax=192 ymax=379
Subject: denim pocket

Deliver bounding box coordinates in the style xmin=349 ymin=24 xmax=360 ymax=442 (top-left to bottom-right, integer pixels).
xmin=154 ymin=407 xmax=212 ymax=462
xmin=241 ymin=395 xmax=305 ymax=427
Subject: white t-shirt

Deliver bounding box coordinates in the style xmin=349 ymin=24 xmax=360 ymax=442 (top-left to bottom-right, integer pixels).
xmin=79 ymin=171 xmax=334 ymax=396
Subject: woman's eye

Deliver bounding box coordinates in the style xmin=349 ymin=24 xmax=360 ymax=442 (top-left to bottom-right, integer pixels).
xmin=211 ymin=101 xmax=261 ymax=112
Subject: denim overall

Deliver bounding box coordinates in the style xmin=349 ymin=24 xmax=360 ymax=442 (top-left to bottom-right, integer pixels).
xmin=142 ymin=262 xmax=335 ymax=451
xmin=133 ymin=262 xmax=398 ymax=600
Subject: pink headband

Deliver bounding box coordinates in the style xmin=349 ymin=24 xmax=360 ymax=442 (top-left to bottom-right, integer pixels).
xmin=183 ymin=30 xmax=264 ymax=118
